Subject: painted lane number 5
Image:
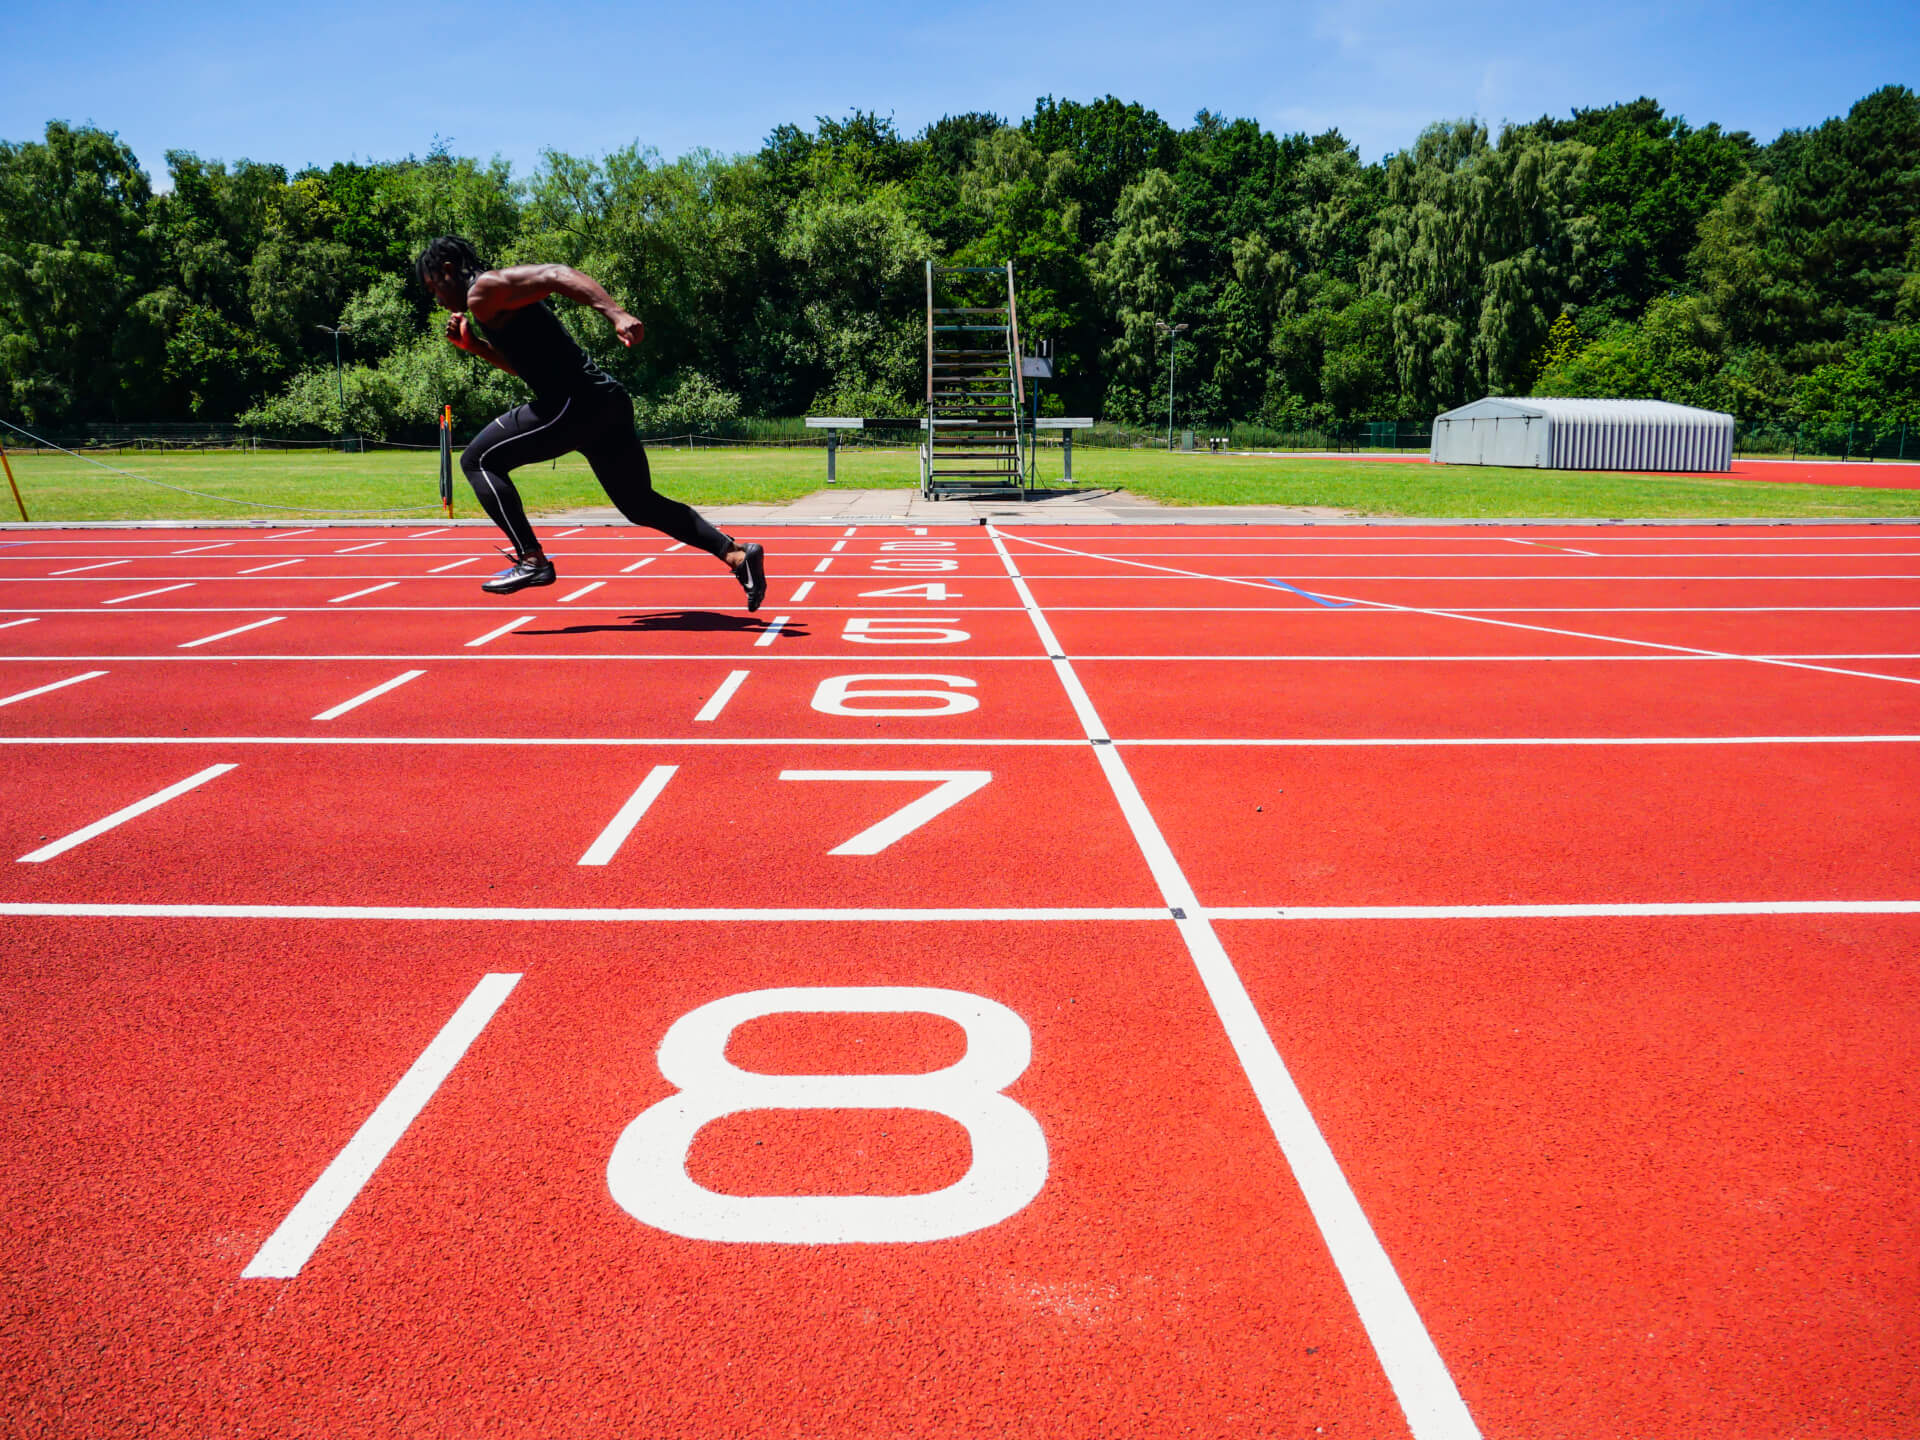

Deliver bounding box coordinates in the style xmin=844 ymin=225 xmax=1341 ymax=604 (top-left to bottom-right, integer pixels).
xmin=608 ymin=987 xmax=1047 ymax=1243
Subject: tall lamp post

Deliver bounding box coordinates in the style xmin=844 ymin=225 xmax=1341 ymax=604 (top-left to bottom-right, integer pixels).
xmin=315 ymin=324 xmax=351 ymax=453
xmin=1155 ymin=319 xmax=1188 ymax=450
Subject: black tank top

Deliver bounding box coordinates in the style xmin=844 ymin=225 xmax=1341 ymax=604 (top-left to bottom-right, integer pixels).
xmin=476 ymin=301 xmax=623 ymax=405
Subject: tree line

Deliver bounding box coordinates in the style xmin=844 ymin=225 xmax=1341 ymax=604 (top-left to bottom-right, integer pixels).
xmin=1 ymin=86 xmax=1915 ymax=439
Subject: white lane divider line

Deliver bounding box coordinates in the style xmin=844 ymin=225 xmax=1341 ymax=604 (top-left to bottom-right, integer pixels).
xmin=179 ymin=617 xmax=284 ymax=649
xmin=0 ymin=670 xmax=107 ymax=708
xmin=18 ymin=763 xmax=237 ymax=863
xmin=409 ymin=527 xmax=450 ymax=538
xmin=239 ymin=559 xmax=303 ymax=574
xmin=558 ymin=581 xmax=605 ymax=603
xmin=693 ymin=669 xmax=749 ymax=722
xmin=50 ymin=561 xmax=129 ymax=576
xmin=987 ymin=523 xmax=1483 ymax=1440
xmin=830 ymin=540 xmax=848 ymax=552
xmin=789 ymin=580 xmax=815 ymax=602
xmin=241 ymin=972 xmax=521 ymax=1279
xmin=329 ymin=581 xmax=400 ymax=604
xmin=553 ymin=527 xmax=583 ymax=538
xmin=172 ymin=542 xmax=233 ymax=555
xmin=313 ymin=669 xmax=426 ymax=721
xmin=429 ymin=558 xmax=479 ymax=573
xmin=336 ymin=541 xmax=385 ymax=554
xmin=0 ymin=618 xmax=38 ymax=630
xmin=666 ymin=542 xmax=686 ymax=552
xmin=269 ymin=528 xmax=315 ymax=540
xmin=465 ymin=615 xmax=534 ymax=647
xmin=843 ymin=527 xmax=857 ymax=537
xmin=812 ymin=557 xmax=834 ymax=574
xmin=753 ymin=615 xmax=790 ymax=647
xmin=579 ymin=766 xmax=678 ymax=865
xmin=103 ymin=584 xmax=194 ymax=605
xmin=621 ymin=558 xmax=655 ymax=573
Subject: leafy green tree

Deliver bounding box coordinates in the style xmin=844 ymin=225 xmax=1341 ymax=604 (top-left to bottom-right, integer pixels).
xmin=1794 ymin=325 xmax=1920 ymax=429
xmin=1094 ymin=168 xmax=1182 ymax=422
xmin=1367 ymin=121 xmax=1593 ymax=412
xmin=0 ymin=122 xmax=165 ymax=425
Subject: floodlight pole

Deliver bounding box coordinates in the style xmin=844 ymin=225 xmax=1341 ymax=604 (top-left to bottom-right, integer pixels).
xmin=1156 ymin=320 xmax=1188 ymax=450
xmin=316 ymin=324 xmax=351 ymax=453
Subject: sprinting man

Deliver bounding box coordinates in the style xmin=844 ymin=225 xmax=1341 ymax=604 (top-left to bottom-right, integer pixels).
xmin=416 ymin=236 xmax=766 ymax=605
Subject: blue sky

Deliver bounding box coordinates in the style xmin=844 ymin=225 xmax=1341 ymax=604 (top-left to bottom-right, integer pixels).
xmin=2 ymin=0 xmax=1913 ymax=181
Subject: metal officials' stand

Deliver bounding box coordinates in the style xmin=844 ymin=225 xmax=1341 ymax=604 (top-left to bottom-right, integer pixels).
xmin=921 ymin=261 xmax=1026 ymax=500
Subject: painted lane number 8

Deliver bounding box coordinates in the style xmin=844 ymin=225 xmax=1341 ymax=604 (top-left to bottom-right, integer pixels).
xmin=608 ymin=987 xmax=1047 ymax=1243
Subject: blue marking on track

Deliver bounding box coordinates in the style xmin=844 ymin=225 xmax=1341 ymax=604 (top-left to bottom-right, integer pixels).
xmin=1264 ymin=577 xmax=1354 ymax=608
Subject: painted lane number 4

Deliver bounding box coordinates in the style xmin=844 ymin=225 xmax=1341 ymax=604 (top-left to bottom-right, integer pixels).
xmin=609 ymin=986 xmax=1047 ymax=1243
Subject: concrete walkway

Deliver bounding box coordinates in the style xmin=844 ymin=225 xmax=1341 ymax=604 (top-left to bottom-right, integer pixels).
xmin=556 ymin=486 xmax=1356 ymax=526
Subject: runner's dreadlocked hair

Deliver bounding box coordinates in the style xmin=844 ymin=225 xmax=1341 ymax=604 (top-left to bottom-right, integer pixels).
xmin=416 ymin=235 xmax=486 ymax=288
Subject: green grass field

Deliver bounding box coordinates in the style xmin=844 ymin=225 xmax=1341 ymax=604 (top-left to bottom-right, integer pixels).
xmin=3 ymin=443 xmax=1916 ymax=522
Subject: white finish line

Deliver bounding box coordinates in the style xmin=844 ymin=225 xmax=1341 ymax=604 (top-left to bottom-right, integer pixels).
xmin=17 ymin=764 xmax=236 ymax=862
xmin=242 ymin=972 xmax=521 ymax=1278
xmin=990 ymin=524 xmax=1483 ymax=1440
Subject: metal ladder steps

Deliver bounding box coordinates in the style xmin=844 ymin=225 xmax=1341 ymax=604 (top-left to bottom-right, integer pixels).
xmin=932 ymin=326 xmax=1010 ymax=333
xmin=931 ymin=308 xmax=1008 ymax=315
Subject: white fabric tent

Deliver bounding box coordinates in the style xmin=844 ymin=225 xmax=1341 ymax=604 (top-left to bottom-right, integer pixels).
xmin=1430 ymin=397 xmax=1734 ymax=472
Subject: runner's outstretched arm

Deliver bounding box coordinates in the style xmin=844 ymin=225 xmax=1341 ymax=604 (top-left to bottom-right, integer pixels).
xmin=466 ymin=265 xmax=646 ymax=348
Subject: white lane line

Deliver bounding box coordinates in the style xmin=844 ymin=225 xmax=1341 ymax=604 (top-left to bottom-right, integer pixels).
xmin=666 ymin=542 xmax=686 ymax=552
xmin=328 ymin=582 xmax=400 ymax=604
xmin=0 ymin=670 xmax=107 ymax=708
xmin=179 ymin=617 xmax=284 ymax=648
xmin=1118 ymin=733 xmax=1920 ymax=747
xmin=465 ymin=615 xmax=534 ymax=647
xmin=830 ymin=540 xmax=848 ymax=552
xmin=989 ymin=523 xmax=1482 ymax=1440
xmin=270 ymin=528 xmax=315 ymax=540
xmin=789 ymin=580 xmax=815 ymax=602
xmin=335 ymin=541 xmax=385 ymax=554
xmin=753 ymin=615 xmax=790 ymax=646
xmin=239 ymin=560 xmax=303 ymax=574
xmin=0 ymin=735 xmax=1078 ymax=748
xmin=1211 ymin=901 xmax=1920 ymax=920
xmin=172 ymin=542 xmax=233 ymax=555
xmin=621 ymin=558 xmax=655 ymax=573
xmin=693 ymin=669 xmax=749 ymax=722
xmin=578 ymin=766 xmax=679 ymax=865
xmin=103 ymin=584 xmax=194 ymax=605
xmin=844 ymin=527 xmax=857 ymax=537
xmin=812 ymin=557 xmax=834 ymax=574
xmin=410 ymin=527 xmax=450 ymax=538
xmin=553 ymin=527 xmax=584 ymax=538
xmin=0 ymin=618 xmax=37 ymax=630
xmin=558 ymin=581 xmax=605 ymax=603
xmin=50 ymin=561 xmax=128 ymax=576
xmin=242 ymin=972 xmax=521 ymax=1279
xmin=18 ymin=764 xmax=237 ymax=862
xmin=429 ymin=558 xmax=479 ymax=573
xmin=2 ymin=902 xmax=1167 ymax=922
xmin=313 ymin=670 xmax=426 ymax=721
xmin=1002 ymin=533 xmax=1920 ymax=690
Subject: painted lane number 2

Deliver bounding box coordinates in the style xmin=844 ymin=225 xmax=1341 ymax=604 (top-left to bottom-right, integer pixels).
xmin=608 ymin=987 xmax=1047 ymax=1243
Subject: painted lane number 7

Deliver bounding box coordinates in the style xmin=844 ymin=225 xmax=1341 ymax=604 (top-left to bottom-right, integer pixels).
xmin=778 ymin=770 xmax=991 ymax=854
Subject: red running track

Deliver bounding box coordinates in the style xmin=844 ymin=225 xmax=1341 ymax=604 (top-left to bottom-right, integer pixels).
xmin=2 ymin=520 xmax=1917 ymax=1439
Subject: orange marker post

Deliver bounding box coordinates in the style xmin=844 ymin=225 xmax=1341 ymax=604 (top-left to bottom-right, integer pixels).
xmin=0 ymin=441 xmax=27 ymax=523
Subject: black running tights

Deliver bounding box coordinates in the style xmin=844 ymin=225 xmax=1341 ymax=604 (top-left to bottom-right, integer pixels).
xmin=459 ymin=392 xmax=732 ymax=559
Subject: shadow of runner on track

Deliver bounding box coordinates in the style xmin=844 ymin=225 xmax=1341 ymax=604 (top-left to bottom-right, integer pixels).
xmin=520 ymin=610 xmax=810 ymax=639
